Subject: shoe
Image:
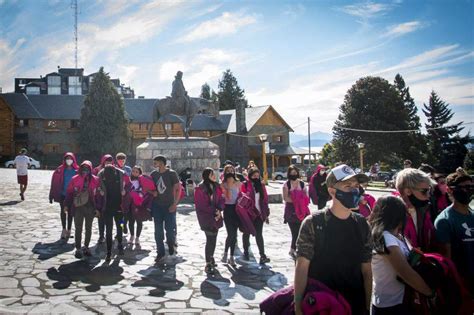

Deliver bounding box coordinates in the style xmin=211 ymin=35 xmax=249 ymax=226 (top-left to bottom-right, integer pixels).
xmin=210 ymin=257 xmax=217 ymax=267
xmin=221 ymin=253 xmax=228 ymax=263
xmin=228 ymin=256 xmax=236 ymax=267
xmin=118 ymin=246 xmax=124 ymax=256
xmin=134 ymin=237 xmax=140 ymax=245
xmin=60 ymin=229 xmax=66 ymax=240
xmin=105 ymin=252 xmax=112 ymax=262
xmin=74 ymin=249 xmax=83 ymax=259
xmin=155 ymin=254 xmax=165 ymax=263
xmin=205 ymin=263 xmax=215 ymax=275
xmin=168 ymin=243 xmax=175 ymax=256
xmin=243 ymin=252 xmax=250 ymax=261
xmin=289 ymin=249 xmax=296 ymax=260
xmin=123 ymin=225 xmax=128 ymax=235
xmin=98 ymin=236 xmax=105 ymax=244
xmin=259 ymin=255 xmax=270 ymax=265
xmin=83 ymin=247 xmax=92 ymax=257
xmin=66 ymin=230 xmax=71 ymax=239
xmin=128 ymin=236 xmax=134 ymax=244
xmin=20 ymin=193 xmax=24 ymax=201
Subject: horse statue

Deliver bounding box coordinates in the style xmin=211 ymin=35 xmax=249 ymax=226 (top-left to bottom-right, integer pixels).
xmin=148 ymin=96 xmax=212 ymax=139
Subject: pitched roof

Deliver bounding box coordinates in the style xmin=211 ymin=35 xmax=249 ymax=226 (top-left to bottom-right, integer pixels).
xmin=58 ymin=68 xmax=84 ymax=76
xmin=190 ymin=114 xmax=232 ymax=131
xmin=28 ymin=95 xmax=85 ymax=119
xmin=0 ymin=93 xmax=43 ymax=119
xmin=220 ymin=105 xmax=293 ymax=133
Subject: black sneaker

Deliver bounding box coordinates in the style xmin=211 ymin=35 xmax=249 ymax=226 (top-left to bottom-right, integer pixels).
xmin=83 ymin=248 xmax=92 ymax=257
xmin=123 ymin=225 xmax=128 ymax=235
xmin=205 ymin=263 xmax=215 ymax=275
xmin=118 ymin=246 xmax=124 ymax=256
xmin=105 ymin=252 xmax=112 ymax=262
xmin=243 ymin=252 xmax=250 ymax=261
xmin=155 ymin=254 xmax=165 ymax=263
xmin=98 ymin=236 xmax=105 ymax=244
xmin=20 ymin=193 xmax=25 ymax=201
xmin=168 ymin=243 xmax=175 ymax=256
xmin=74 ymin=249 xmax=83 ymax=259
xmin=210 ymin=257 xmax=217 ymax=267
xmin=259 ymin=255 xmax=270 ymax=265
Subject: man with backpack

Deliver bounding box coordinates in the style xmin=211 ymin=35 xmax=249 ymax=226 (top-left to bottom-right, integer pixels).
xmin=294 ymin=164 xmax=372 ymax=315
xmin=435 ymin=172 xmax=474 ymax=294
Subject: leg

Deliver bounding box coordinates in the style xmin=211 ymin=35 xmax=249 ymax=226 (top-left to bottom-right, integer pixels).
xmin=84 ymin=206 xmax=95 ymax=248
xmin=74 ymin=207 xmax=85 ymax=250
xmin=99 ymin=216 xmax=105 ymax=239
xmin=205 ymin=232 xmax=217 ymax=263
xmin=136 ymin=221 xmax=143 ymax=238
xmin=242 ymin=233 xmax=250 ymax=255
xmin=114 ymin=212 xmax=123 ymax=248
xmin=254 ymin=219 xmax=265 ymax=256
xmin=164 ymin=210 xmax=177 ymax=255
xmin=128 ymin=212 xmax=135 ymax=237
xmin=289 ymin=221 xmax=301 ymax=250
xmin=105 ymin=213 xmax=114 ymax=254
xmin=152 ymin=204 xmax=166 ymax=256
xmin=60 ymin=199 xmax=67 ymax=230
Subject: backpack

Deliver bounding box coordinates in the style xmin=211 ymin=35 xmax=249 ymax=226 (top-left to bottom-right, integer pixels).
xmin=286 ymin=180 xmax=305 ymax=190
xmin=404 ymin=249 xmax=472 ymax=315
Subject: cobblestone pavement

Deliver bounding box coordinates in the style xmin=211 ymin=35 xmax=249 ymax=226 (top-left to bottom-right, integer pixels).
xmin=0 ymin=169 xmax=300 ymax=314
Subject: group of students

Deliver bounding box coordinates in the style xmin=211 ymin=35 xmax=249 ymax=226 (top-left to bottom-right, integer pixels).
xmin=49 ymin=152 xmax=181 ymax=263
xmin=266 ymin=162 xmax=473 ymax=315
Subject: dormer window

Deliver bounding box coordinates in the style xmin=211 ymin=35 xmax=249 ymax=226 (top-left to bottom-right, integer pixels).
xmin=26 ymin=86 xmax=40 ymax=95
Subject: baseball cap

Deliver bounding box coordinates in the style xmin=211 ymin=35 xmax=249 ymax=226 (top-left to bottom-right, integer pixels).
xmin=20 ymin=148 xmax=27 ymax=154
xmin=326 ymin=164 xmax=369 ymax=187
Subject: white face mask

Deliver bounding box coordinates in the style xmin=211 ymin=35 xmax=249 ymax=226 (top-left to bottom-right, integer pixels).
xmin=320 ymin=170 xmax=326 ymax=175
xmin=65 ymin=159 xmax=73 ymax=166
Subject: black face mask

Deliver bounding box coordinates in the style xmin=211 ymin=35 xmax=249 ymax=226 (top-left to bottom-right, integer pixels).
xmin=452 ymin=187 xmax=473 ymax=205
xmin=335 ymin=188 xmax=360 ymax=209
xmin=81 ymin=168 xmax=90 ymax=176
xmin=251 ymin=177 xmax=260 ymax=184
xmin=225 ymin=173 xmax=235 ymax=180
xmin=408 ymin=194 xmax=430 ymax=208
xmin=288 ymin=175 xmax=298 ymax=181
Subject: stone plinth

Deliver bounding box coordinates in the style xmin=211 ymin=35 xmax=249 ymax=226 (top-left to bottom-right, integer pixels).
xmin=136 ymin=137 xmax=220 ymax=183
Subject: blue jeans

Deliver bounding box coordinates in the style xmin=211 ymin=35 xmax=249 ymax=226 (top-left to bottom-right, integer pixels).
xmin=152 ymin=203 xmax=176 ymax=256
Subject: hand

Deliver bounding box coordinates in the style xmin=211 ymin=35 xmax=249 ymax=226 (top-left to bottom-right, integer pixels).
xmin=95 ymin=210 xmax=101 ymax=218
xmin=265 ymin=218 xmax=269 ymax=224
xmin=169 ymin=203 xmax=177 ymax=213
xmin=215 ymin=210 xmax=222 ymax=221
xmin=121 ymin=190 xmax=126 ymax=196
xmin=64 ymin=206 xmax=69 ymax=214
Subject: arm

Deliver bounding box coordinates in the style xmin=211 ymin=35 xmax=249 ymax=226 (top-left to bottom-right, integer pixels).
xmin=361 ymin=262 xmax=372 ymax=311
xmin=283 ymin=184 xmax=292 ymax=203
xmin=294 ymin=257 xmax=310 ymax=315
xmin=434 ymin=216 xmax=452 ymax=259
xmin=386 ymin=246 xmax=432 ymax=296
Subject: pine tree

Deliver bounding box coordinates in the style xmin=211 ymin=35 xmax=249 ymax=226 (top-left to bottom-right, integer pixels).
xmin=79 ymin=67 xmax=130 ymax=162
xmin=423 ymin=90 xmax=469 ymax=172
xmin=393 ymin=74 xmax=426 ymax=165
xmin=200 ymin=83 xmax=211 ymax=100
xmin=333 ymin=76 xmax=411 ymax=167
xmin=217 ymin=69 xmax=248 ymax=110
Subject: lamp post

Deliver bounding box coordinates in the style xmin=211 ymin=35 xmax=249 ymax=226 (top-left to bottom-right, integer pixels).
xmin=270 ymin=149 xmax=276 ymax=180
xmin=259 ymin=134 xmax=269 ymax=184
xmin=357 ymin=142 xmax=365 ymax=173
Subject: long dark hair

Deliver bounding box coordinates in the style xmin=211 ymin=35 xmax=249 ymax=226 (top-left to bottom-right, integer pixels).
xmin=369 ymin=196 xmax=407 ymax=254
xmin=287 ymin=164 xmax=300 ymax=179
xmin=202 ymin=167 xmax=216 ymax=196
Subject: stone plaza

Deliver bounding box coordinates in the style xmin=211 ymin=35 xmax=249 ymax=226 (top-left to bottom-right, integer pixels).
xmin=0 ymin=169 xmax=296 ymax=314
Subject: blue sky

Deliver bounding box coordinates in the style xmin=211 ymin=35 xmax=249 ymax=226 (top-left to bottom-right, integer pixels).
xmin=0 ymin=0 xmax=472 ymax=136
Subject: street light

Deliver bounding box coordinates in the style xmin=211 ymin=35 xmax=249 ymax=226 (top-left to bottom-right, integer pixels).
xmin=358 ymin=142 xmax=365 ymax=173
xmin=270 ymin=148 xmax=276 ymax=180
xmin=259 ymin=134 xmax=269 ymax=184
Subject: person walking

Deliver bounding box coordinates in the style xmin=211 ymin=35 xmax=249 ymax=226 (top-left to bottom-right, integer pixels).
xmin=95 ymin=154 xmax=114 ymax=243
xmin=14 ymin=148 xmax=30 ymax=201
xmin=241 ymin=167 xmax=271 ymax=265
xmin=195 ymin=168 xmax=225 ymax=274
xmin=64 ymin=161 xmax=100 ymax=259
xmin=220 ymin=164 xmax=242 ymax=267
xmin=309 ymin=164 xmax=330 ymax=210
xmin=49 ymin=152 xmax=79 ymax=240
xmin=150 ymin=155 xmax=181 ymax=263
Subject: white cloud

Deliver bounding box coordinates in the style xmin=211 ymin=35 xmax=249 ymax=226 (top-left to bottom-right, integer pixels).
xmin=383 ymin=21 xmax=426 ymax=38
xmin=283 ymin=4 xmax=306 ymax=18
xmin=336 ymin=2 xmax=394 ymax=21
xmin=177 ymin=12 xmax=258 ymax=43
xmin=0 ymin=38 xmax=26 ymax=92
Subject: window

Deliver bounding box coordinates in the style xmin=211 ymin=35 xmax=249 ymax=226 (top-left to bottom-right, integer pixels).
xmin=68 ymin=86 xmax=82 ymax=95
xmin=44 ymin=144 xmax=60 ymax=153
xmin=26 ymin=86 xmax=40 ymax=95
xmin=18 ymin=119 xmax=29 ymax=127
xmin=274 ymin=135 xmax=283 ymax=143
xmin=116 ymin=87 xmax=122 ymax=94
xmin=70 ymin=120 xmax=79 ymax=129
xmin=47 ymin=76 xmax=61 ymax=86
xmin=89 ymin=77 xmax=94 ymax=85
xmin=48 ymin=87 xmax=61 ymax=95
xmin=165 ymin=124 xmax=172 ymax=131
xmin=68 ymin=76 xmax=81 ymax=85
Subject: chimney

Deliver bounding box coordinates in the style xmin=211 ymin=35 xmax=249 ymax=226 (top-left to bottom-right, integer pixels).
xmin=235 ymin=100 xmax=246 ymax=134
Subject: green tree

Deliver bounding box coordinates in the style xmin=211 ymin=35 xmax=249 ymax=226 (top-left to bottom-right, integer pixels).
xmin=333 ymin=76 xmax=411 ymax=168
xmin=79 ymin=67 xmax=130 ymax=161
xmin=319 ymin=142 xmax=337 ymax=166
xmin=200 ymin=83 xmax=211 ymax=100
xmin=463 ymin=150 xmax=474 ymax=172
xmin=423 ymin=91 xmax=469 ymax=172
xmin=394 ymin=74 xmax=426 ymax=165
xmin=217 ymin=69 xmax=248 ymax=110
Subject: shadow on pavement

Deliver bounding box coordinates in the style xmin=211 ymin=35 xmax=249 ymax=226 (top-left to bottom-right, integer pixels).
xmin=132 ymin=256 xmax=186 ymax=297
xmin=0 ymin=200 xmax=23 ymax=206
xmin=32 ymin=240 xmax=75 ymax=260
xmin=46 ymin=256 xmax=124 ymax=292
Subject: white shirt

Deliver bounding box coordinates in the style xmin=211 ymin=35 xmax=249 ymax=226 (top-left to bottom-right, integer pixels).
xmin=372 ymin=231 xmax=410 ymax=308
xmin=14 ymin=155 xmax=30 ymax=176
xmin=408 ymin=207 xmax=418 ymax=232
xmin=255 ymin=192 xmax=261 ymax=212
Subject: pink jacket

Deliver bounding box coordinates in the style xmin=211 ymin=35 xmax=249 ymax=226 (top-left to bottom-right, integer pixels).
xmin=241 ymin=179 xmax=270 ymax=221
xmin=405 ymin=207 xmax=434 ymax=251
xmin=93 ymin=154 xmax=114 ymax=176
xmin=290 ymin=189 xmax=311 ymax=221
xmin=64 ymin=161 xmax=100 ymax=214
xmin=194 ymin=183 xmax=225 ymax=232
xmin=358 ymin=193 xmax=376 ymax=218
xmin=49 ymin=152 xmax=79 ymax=202
xmin=308 ymin=164 xmax=326 ymax=205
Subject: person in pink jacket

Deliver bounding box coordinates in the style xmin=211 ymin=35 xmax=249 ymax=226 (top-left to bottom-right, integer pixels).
xmin=64 ymin=161 xmax=100 ymax=259
xmin=194 ymin=168 xmax=225 ymax=274
xmin=309 ymin=164 xmax=330 ymax=209
xmin=395 ymin=168 xmax=436 ymax=251
xmin=49 ymin=152 xmax=79 ymax=240
xmin=241 ymin=167 xmax=271 ymax=265
xmin=356 ymin=181 xmax=376 ymax=218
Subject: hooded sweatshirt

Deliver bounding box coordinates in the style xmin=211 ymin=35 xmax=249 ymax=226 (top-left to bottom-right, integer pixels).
xmin=49 ymin=152 xmax=79 ymax=203
xmin=93 ymin=154 xmax=114 ymax=176
xmin=64 ymin=161 xmax=99 ymax=214
xmin=309 ymin=165 xmax=329 ymax=205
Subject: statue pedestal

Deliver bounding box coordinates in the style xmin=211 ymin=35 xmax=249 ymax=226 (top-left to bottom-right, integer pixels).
xmin=136 ymin=137 xmax=220 ymax=183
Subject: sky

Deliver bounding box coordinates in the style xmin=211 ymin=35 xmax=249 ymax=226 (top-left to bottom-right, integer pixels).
xmin=0 ymin=0 xmax=473 ymax=136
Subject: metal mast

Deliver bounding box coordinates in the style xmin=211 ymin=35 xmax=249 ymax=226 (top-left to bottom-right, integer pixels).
xmin=72 ymin=0 xmax=78 ymax=69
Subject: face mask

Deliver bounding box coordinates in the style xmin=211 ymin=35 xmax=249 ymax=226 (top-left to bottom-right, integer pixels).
xmin=452 ymin=187 xmax=473 ymax=205
xmin=335 ymin=188 xmax=360 ymax=209
xmin=225 ymin=173 xmax=235 ymax=180
xmin=117 ymin=160 xmax=125 ymax=167
xmin=251 ymin=177 xmax=260 ymax=184
xmin=81 ymin=168 xmax=90 ymax=175
xmin=65 ymin=159 xmax=73 ymax=166
xmin=288 ymin=174 xmax=298 ymax=181
xmin=320 ymin=170 xmax=326 ymax=175
xmin=408 ymin=194 xmax=430 ymax=208
xmin=131 ymin=175 xmax=139 ymax=180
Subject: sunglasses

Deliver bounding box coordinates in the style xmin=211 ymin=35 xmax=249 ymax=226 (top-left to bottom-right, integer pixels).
xmin=451 ymin=184 xmax=474 ymax=192
xmin=413 ymin=187 xmax=432 ymax=195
